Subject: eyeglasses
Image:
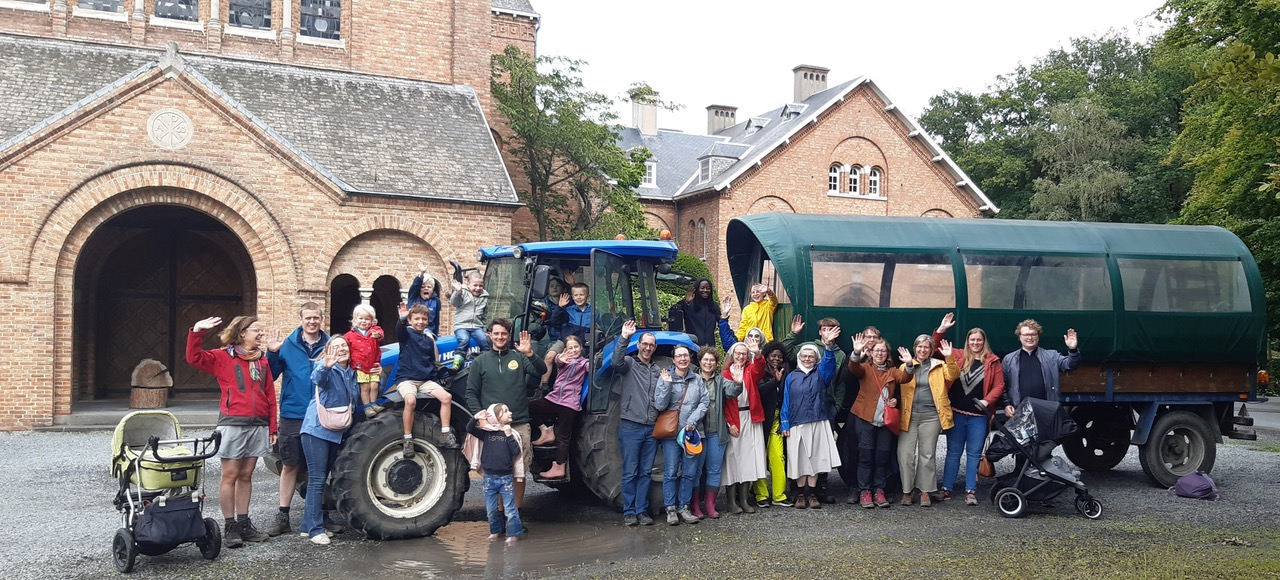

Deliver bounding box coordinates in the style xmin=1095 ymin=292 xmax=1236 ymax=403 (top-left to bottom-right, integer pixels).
xmin=639 ymin=342 xmax=657 ymax=348
xmin=245 ymin=327 xmax=263 ymax=333
xmin=1020 ymin=333 xmax=1039 ymax=338
xmin=871 ymin=348 xmax=889 ymax=353
xmin=673 ymin=353 xmax=691 ymax=358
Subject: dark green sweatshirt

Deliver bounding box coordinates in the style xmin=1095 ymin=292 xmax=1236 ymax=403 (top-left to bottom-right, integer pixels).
xmin=465 ymin=347 xmax=548 ymax=425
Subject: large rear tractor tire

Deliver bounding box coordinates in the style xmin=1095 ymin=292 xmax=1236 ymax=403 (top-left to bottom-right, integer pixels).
xmin=1063 ymin=406 xmax=1131 ymax=472
xmin=331 ymin=410 xmax=468 ymax=539
xmin=575 ymin=391 xmax=624 ymax=510
xmin=1139 ymin=410 xmax=1216 ymax=489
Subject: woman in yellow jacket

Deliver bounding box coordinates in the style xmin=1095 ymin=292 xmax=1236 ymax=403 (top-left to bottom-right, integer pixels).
xmin=897 ymin=334 xmax=959 ymax=507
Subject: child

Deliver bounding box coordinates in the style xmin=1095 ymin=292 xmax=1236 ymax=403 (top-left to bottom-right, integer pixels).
xmin=529 ymin=335 xmax=589 ymax=480
xmin=736 ymin=283 xmax=778 ymax=342
xmin=464 ymin=404 xmax=525 ymax=544
xmin=344 ymin=305 xmax=385 ymax=419
xmin=407 ymin=264 xmax=442 ymax=337
xmin=392 ymin=303 xmax=455 ymax=458
xmin=449 ymin=270 xmax=490 ymax=367
xmin=542 ymin=282 xmax=591 ymax=388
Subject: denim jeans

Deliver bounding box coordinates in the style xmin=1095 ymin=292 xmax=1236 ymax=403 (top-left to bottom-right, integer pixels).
xmin=660 ymin=435 xmax=705 ymax=508
xmin=692 ymin=433 xmax=724 ymax=488
xmin=618 ymin=419 xmax=658 ymax=516
xmin=299 ymin=433 xmax=339 ymax=538
xmin=483 ymin=474 xmax=522 ymax=537
xmin=855 ymin=416 xmax=893 ymax=492
xmin=454 ymin=328 xmax=491 ymax=352
xmin=943 ymin=413 xmax=989 ymax=491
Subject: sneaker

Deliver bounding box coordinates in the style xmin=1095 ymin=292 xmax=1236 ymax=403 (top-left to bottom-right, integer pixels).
xmin=299 ymin=531 xmax=334 ymax=538
xmin=920 ymin=493 xmax=932 ymax=508
xmin=308 ymin=533 xmax=330 ymax=545
xmin=623 ymin=514 xmax=638 ymax=527
xmin=678 ymin=506 xmax=700 ymax=524
xmin=665 ymin=508 xmax=679 ymax=526
xmin=874 ymin=490 xmax=891 ymax=508
xmin=637 ymin=514 xmax=655 ymax=526
xmin=402 ymin=438 xmax=415 ymax=459
xmin=323 ymin=517 xmax=345 ymax=535
xmin=239 ymin=518 xmax=269 ymax=542
xmin=859 ymin=491 xmax=874 ymax=509
xmin=901 ymin=492 xmax=913 ymax=507
xmin=756 ymin=498 xmax=772 ymax=508
xmin=224 ymin=522 xmax=244 ymax=549
xmin=370 ymin=404 xmax=385 ymax=415
xmin=448 ymin=354 xmax=463 ymax=371
xmin=933 ymin=490 xmax=952 ymax=503
xmin=440 ymin=431 xmax=458 ymax=448
xmin=265 ymin=511 xmax=291 ymax=537
xmin=772 ymin=498 xmax=794 ymax=508
xmin=964 ymin=491 xmax=979 ymax=506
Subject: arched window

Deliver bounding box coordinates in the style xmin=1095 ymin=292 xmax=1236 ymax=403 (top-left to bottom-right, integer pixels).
xmin=688 ymin=220 xmax=696 ymax=248
xmin=848 ymin=165 xmax=862 ymax=195
xmin=697 ymin=218 xmax=707 ymax=259
xmin=828 ymin=164 xmax=841 ymax=193
xmin=869 ymin=167 xmax=882 ymax=196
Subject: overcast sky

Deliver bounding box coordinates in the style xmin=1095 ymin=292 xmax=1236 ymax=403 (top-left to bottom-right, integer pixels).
xmin=533 ymin=0 xmax=1169 ymax=135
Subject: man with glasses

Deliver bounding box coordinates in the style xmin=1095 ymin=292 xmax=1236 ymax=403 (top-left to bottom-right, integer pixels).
xmin=614 ymin=320 xmax=663 ymax=526
xmin=265 ymin=302 xmax=329 ymax=537
xmin=1001 ymin=319 xmax=1080 ymax=416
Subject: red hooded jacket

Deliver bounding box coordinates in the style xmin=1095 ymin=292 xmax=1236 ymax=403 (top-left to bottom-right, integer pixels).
xmin=724 ymin=355 xmax=766 ymax=429
xmin=345 ymin=325 xmax=385 ymax=373
xmin=186 ymin=330 xmax=277 ymax=434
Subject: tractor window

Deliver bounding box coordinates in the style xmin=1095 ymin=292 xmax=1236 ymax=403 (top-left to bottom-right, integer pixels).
xmin=811 ymin=251 xmax=953 ymax=308
xmin=482 ymin=257 xmax=527 ymax=322
xmin=592 ymin=250 xmax=633 ymax=343
xmin=1117 ymin=258 xmax=1251 ymax=312
xmin=964 ymin=255 xmax=1111 ymax=310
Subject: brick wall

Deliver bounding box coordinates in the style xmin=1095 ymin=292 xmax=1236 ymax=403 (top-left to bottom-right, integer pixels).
xmin=0 ymin=68 xmax=514 ymax=430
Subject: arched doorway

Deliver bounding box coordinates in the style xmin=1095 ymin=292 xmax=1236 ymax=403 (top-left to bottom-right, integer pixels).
xmin=329 ymin=274 xmax=360 ymax=336
xmin=371 ymin=275 xmax=402 ymax=344
xmin=74 ymin=206 xmax=255 ymax=399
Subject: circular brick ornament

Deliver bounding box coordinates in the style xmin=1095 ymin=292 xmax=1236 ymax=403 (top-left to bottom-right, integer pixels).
xmin=148 ymin=108 xmax=193 ymax=150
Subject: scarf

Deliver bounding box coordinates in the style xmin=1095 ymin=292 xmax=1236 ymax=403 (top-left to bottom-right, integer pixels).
xmin=797 ymin=344 xmax=821 ymax=374
xmin=226 ymin=344 xmax=264 ymax=381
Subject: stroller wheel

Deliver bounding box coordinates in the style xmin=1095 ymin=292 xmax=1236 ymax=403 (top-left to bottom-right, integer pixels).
xmin=1076 ymin=496 xmax=1104 ymax=520
xmin=196 ymin=517 xmax=222 ymax=560
xmin=112 ymin=528 xmax=137 ymax=573
xmin=994 ymin=487 xmax=1026 ymax=518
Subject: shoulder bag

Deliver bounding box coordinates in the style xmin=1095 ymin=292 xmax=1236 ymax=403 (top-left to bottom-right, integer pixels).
xmin=316 ymin=381 xmax=353 ymax=431
xmin=653 ymin=379 xmax=691 ymax=440
xmin=881 ymin=387 xmax=901 ymax=436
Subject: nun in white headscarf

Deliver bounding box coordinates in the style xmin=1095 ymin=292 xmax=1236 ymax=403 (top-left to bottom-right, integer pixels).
xmin=780 ymin=343 xmax=841 ymax=508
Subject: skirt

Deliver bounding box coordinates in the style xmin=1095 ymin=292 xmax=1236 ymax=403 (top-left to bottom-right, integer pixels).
xmin=785 ymin=421 xmax=841 ymax=478
xmin=722 ymin=410 xmax=768 ymax=486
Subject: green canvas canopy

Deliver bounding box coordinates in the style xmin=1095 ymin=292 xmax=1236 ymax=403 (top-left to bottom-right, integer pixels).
xmin=726 ymin=214 xmax=1266 ymax=365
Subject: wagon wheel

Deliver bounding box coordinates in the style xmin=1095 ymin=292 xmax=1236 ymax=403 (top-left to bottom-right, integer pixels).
xmin=1062 ymin=406 xmax=1131 ymax=472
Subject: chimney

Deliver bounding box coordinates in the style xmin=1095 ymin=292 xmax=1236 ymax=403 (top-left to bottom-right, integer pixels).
xmin=706 ymin=105 xmax=737 ymax=134
xmin=792 ymin=65 xmax=830 ymax=103
xmin=629 ymin=87 xmax=658 ymax=136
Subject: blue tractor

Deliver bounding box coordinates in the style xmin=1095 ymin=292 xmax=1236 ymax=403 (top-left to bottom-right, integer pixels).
xmin=329 ymin=240 xmax=698 ymax=539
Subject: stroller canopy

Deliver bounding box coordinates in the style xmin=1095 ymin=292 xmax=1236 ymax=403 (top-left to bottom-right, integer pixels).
xmin=1021 ymin=398 xmax=1077 ymax=443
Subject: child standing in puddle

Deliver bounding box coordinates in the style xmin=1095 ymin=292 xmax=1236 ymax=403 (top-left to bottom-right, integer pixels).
xmin=465 ymin=403 xmax=525 ymax=544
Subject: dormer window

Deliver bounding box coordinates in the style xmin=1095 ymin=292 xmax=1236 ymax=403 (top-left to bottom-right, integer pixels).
xmin=155 ymin=0 xmax=198 ymax=21
xmin=698 ymin=159 xmax=711 ymax=183
xmin=229 ymin=0 xmax=272 ymax=29
xmin=301 ymin=0 xmax=342 ymax=40
xmin=782 ymin=103 xmax=807 ymax=121
xmin=744 ymin=117 xmax=770 ymax=136
xmin=641 ymin=161 xmax=657 ymax=188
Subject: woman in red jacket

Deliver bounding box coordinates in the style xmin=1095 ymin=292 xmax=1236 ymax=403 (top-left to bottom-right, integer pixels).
xmin=187 ymin=315 xmax=278 ymax=548
xmin=720 ymin=339 xmax=768 ymax=514
xmin=940 ymin=325 xmax=1005 ymax=506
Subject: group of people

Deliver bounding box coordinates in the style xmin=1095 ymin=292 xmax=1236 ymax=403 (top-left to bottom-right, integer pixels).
xmin=620 ymin=279 xmax=1081 ymax=526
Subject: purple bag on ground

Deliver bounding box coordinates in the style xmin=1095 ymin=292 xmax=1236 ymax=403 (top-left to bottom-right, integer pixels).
xmin=1171 ymin=471 xmax=1220 ymax=500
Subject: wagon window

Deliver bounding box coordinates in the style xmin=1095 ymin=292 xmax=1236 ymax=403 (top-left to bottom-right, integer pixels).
xmin=1116 ymin=259 xmax=1251 ymax=312
xmin=811 ymin=251 xmax=953 ymax=308
xmin=964 ymin=255 xmax=1111 ymax=310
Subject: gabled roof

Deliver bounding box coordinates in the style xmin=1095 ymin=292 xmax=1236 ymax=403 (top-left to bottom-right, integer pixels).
xmin=668 ymin=76 xmax=998 ymax=214
xmin=0 ymin=34 xmax=519 ymax=205
xmin=492 ymin=0 xmax=539 ymax=18
xmin=616 ymin=126 xmax=725 ymax=200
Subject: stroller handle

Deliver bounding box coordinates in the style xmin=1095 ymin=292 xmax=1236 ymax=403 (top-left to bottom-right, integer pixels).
xmin=146 ymin=431 xmax=222 ymax=463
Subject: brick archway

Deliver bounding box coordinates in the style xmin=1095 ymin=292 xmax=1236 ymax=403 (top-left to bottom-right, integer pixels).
xmin=318 ymin=215 xmax=456 ymax=292
xmin=34 ymin=163 xmax=296 ymax=417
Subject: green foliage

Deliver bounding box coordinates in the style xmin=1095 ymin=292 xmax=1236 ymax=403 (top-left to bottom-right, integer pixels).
xmin=491 ymin=46 xmax=652 ymax=241
xmin=1161 ymin=0 xmax=1280 ymax=342
xmin=919 ymin=33 xmax=1195 ymax=223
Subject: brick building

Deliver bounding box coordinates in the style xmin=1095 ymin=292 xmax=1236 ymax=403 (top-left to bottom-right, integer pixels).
xmin=621 ymin=65 xmax=998 ymax=296
xmin=0 ymin=0 xmax=539 ymax=429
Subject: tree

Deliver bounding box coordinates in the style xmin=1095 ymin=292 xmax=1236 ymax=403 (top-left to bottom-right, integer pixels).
xmin=491 ymin=46 xmax=652 ymax=241
xmin=1029 ymin=98 xmax=1135 ymax=221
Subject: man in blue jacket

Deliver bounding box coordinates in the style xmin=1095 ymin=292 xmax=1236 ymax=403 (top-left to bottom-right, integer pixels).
xmin=265 ymin=302 xmax=329 ymax=537
xmin=1001 ymin=319 xmax=1080 ymax=415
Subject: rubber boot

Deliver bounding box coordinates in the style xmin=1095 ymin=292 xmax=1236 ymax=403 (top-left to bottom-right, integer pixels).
xmin=690 ymin=490 xmax=704 ymax=519
xmin=740 ymin=483 xmax=757 ymax=514
xmin=704 ymin=486 xmax=720 ymax=519
xmin=728 ymin=483 xmax=744 ymax=515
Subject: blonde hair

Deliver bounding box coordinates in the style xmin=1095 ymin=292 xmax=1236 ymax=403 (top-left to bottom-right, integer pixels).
xmin=961 ymin=328 xmax=993 ymax=369
xmin=351 ymin=304 xmax=377 ymax=324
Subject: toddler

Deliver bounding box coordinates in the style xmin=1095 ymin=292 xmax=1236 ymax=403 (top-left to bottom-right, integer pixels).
xmin=464 ymin=404 xmax=524 ymax=544
xmin=344 ymin=304 xmax=384 ymax=418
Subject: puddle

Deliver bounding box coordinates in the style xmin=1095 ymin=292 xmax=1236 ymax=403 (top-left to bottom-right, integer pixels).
xmin=322 ymin=519 xmax=666 ymax=579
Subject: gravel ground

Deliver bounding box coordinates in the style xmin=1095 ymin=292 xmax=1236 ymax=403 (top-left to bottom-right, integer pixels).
xmin=2 ymin=428 xmax=1278 ymax=579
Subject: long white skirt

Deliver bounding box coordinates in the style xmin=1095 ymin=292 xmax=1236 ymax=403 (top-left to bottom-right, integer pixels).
xmin=785 ymin=421 xmax=841 ymax=478
xmin=722 ymin=410 xmax=768 ymax=485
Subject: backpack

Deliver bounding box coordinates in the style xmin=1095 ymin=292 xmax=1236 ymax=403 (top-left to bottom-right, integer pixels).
xmin=1171 ymin=471 xmax=1220 ymax=500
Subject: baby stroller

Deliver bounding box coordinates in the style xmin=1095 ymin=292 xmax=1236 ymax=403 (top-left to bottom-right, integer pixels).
xmin=110 ymin=411 xmax=222 ymax=573
xmin=985 ymin=398 xmax=1103 ymax=519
